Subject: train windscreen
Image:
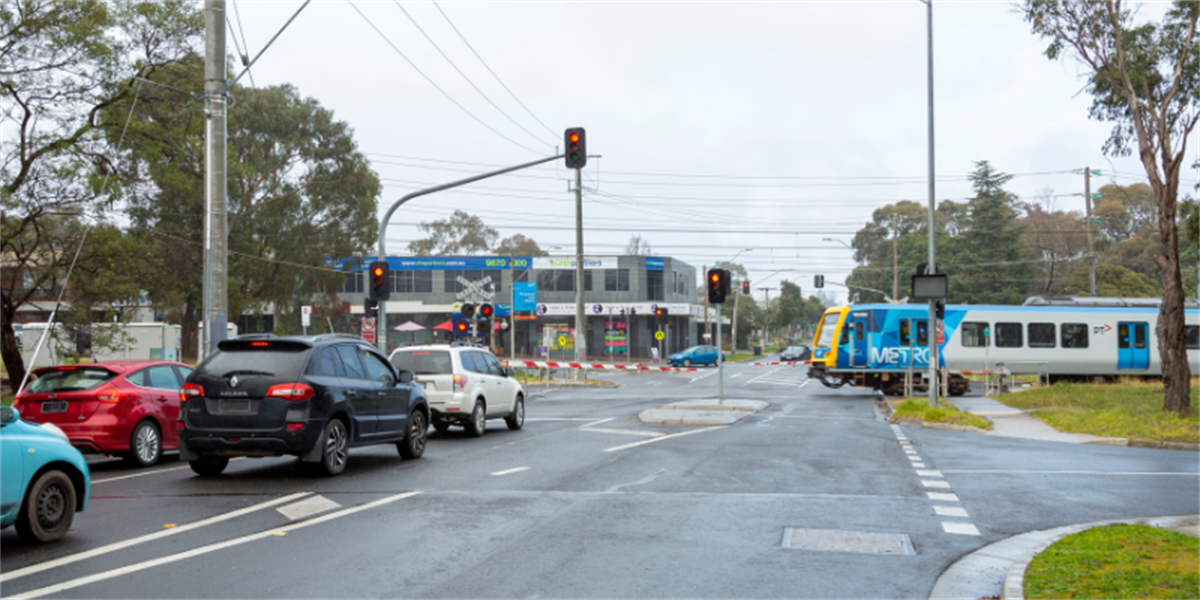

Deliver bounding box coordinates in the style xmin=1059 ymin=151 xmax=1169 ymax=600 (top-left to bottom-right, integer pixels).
xmin=815 ymin=313 xmax=840 ymax=349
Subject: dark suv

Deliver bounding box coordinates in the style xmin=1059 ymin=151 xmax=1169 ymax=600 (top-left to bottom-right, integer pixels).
xmin=178 ymin=334 xmax=429 ymax=477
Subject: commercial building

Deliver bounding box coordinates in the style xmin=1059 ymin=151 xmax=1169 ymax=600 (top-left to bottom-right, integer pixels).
xmin=338 ymin=255 xmax=705 ymax=360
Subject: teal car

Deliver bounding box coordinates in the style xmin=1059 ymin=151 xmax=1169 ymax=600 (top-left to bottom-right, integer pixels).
xmin=667 ymin=345 xmax=726 ymax=367
xmin=1 ymin=406 xmax=90 ymax=543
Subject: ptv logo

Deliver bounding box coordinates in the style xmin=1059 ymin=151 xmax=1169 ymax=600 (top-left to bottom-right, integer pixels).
xmin=1093 ymin=324 xmax=1113 ymax=335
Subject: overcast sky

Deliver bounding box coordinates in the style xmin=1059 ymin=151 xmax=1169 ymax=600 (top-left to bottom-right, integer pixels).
xmin=226 ymin=0 xmax=1176 ymax=303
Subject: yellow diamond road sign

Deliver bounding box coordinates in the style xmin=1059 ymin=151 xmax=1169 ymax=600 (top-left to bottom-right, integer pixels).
xmin=655 ymin=331 xmax=665 ymax=341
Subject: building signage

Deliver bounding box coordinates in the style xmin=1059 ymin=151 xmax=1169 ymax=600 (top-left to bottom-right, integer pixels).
xmin=645 ymin=257 xmax=665 ymax=270
xmin=514 ymin=282 xmax=537 ymax=311
xmin=331 ymin=257 xmax=535 ymax=271
xmin=532 ymin=256 xmax=618 ymax=270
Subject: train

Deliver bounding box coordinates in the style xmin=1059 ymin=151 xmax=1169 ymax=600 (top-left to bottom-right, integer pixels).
xmin=806 ymin=296 xmax=1200 ymax=396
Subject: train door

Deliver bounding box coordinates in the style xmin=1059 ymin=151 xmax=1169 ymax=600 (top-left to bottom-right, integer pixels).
xmin=1117 ymin=322 xmax=1150 ymax=370
xmin=850 ymin=313 xmax=869 ymax=368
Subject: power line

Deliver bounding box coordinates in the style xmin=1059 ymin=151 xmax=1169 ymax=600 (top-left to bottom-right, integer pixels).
xmin=393 ymin=1 xmax=552 ymax=150
xmin=346 ymin=1 xmax=544 ymax=155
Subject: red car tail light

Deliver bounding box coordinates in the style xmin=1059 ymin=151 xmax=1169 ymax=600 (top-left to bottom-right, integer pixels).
xmin=266 ymin=383 xmax=315 ymax=402
xmin=96 ymin=384 xmax=123 ymax=403
xmin=180 ymin=383 xmax=203 ymax=402
xmin=453 ymin=374 xmax=467 ymax=392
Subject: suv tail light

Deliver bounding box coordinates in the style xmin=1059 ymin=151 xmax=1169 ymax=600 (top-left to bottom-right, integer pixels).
xmin=453 ymin=374 xmax=467 ymax=392
xmin=96 ymin=384 xmax=123 ymax=403
xmin=181 ymin=383 xmax=203 ymax=402
xmin=266 ymin=383 xmax=315 ymax=402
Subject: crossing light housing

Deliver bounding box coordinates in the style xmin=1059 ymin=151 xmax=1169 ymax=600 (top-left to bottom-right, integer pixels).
xmin=707 ymin=268 xmax=730 ymax=304
xmin=564 ymin=127 xmax=587 ymax=169
xmin=461 ymin=303 xmax=476 ymax=318
xmin=479 ymin=303 xmax=494 ymax=318
xmin=742 ymin=281 xmax=750 ymax=295
xmin=654 ymin=307 xmax=669 ymax=323
xmin=814 ymin=274 xmax=824 ymax=289
xmin=368 ymin=261 xmax=390 ymax=301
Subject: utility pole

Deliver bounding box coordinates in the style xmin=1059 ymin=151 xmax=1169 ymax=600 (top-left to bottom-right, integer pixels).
xmin=202 ymin=0 xmax=229 ymax=358
xmin=892 ymin=218 xmax=899 ymax=303
xmin=758 ymin=287 xmax=775 ymax=349
xmin=1084 ymin=167 xmax=1096 ymax=296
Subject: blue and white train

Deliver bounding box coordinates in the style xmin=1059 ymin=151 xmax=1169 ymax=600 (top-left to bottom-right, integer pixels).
xmin=807 ymin=297 xmax=1200 ymax=396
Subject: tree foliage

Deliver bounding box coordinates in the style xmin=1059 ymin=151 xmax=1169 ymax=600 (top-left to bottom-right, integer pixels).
xmin=1025 ymin=0 xmax=1197 ymax=415
xmin=408 ymin=210 xmax=497 ymax=256
xmin=494 ymin=233 xmax=543 ymax=256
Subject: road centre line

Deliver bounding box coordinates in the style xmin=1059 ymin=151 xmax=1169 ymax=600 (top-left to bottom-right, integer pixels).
xmin=581 ymin=427 xmax=663 ymax=438
xmin=0 ymin=492 xmax=312 ymax=583
xmin=15 ymin=491 xmax=422 ymax=599
xmin=604 ymin=426 xmax=724 ymax=452
xmin=491 ymin=467 xmax=530 ymax=476
xmin=940 ymin=469 xmax=1200 ymax=476
xmin=581 ymin=417 xmax=614 ymax=427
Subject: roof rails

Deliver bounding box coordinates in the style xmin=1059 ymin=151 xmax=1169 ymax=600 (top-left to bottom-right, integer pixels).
xmin=312 ymin=333 xmax=369 ymax=343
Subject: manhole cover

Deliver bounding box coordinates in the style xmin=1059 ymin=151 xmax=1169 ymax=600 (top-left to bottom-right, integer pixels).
xmin=781 ymin=528 xmax=915 ymax=555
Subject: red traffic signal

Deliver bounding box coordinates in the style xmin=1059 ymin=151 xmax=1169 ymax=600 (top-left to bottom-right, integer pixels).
xmin=654 ymin=307 xmax=668 ymax=322
xmin=707 ymin=268 xmax=730 ymax=304
xmin=455 ymin=320 xmax=469 ymax=334
xmin=742 ymin=281 xmax=750 ymax=295
xmin=565 ymin=127 xmax=587 ymax=169
xmin=479 ymin=303 xmax=494 ymax=317
xmin=368 ymin=261 xmax=390 ymax=301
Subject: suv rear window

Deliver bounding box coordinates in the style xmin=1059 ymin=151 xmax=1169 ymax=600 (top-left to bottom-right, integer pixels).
xmin=27 ymin=368 xmax=117 ymax=393
xmin=392 ymin=350 xmax=453 ymax=375
xmin=201 ymin=342 xmax=309 ymax=379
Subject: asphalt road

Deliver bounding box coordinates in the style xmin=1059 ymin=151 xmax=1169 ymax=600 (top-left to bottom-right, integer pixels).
xmin=3 ymin=356 xmax=1196 ymax=598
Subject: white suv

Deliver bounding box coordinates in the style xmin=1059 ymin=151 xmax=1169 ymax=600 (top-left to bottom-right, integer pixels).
xmin=388 ymin=344 xmax=524 ymax=437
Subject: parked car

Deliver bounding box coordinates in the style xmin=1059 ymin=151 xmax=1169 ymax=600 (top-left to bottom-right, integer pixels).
xmin=1 ymin=406 xmax=90 ymax=543
xmin=389 ymin=343 xmax=525 ymax=436
xmin=667 ymin=345 xmax=725 ymax=367
xmin=780 ymin=345 xmax=812 ymax=362
xmin=16 ymin=360 xmax=193 ymax=467
xmin=178 ymin=334 xmax=429 ymax=477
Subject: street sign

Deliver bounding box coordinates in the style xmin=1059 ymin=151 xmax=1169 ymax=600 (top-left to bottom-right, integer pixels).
xmin=362 ymin=329 xmax=375 ymax=344
xmin=361 ymin=317 xmax=376 ymax=332
xmin=301 ymin=305 xmax=312 ymax=327
xmin=456 ymin=276 xmax=494 ymax=301
xmin=655 ymin=330 xmax=665 ymax=341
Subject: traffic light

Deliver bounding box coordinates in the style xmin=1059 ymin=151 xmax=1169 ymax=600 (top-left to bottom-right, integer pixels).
xmin=565 ymin=127 xmax=587 ymax=169
xmin=814 ymin=274 xmax=824 ymax=289
xmin=452 ymin=316 xmax=470 ymax=336
xmin=936 ymin=299 xmax=946 ymax=320
xmin=368 ymin=261 xmax=390 ymax=301
xmin=479 ymin=303 xmax=494 ymax=318
xmin=461 ymin=303 xmax=476 ymax=318
xmin=707 ymin=268 xmax=730 ymax=304
xmin=742 ymin=281 xmax=750 ymax=295
xmin=654 ymin=307 xmax=669 ymax=322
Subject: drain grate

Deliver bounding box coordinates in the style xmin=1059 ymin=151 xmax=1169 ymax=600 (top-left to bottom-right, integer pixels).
xmin=781 ymin=528 xmax=915 ymax=555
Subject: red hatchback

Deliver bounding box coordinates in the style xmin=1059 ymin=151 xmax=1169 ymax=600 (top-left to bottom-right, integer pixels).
xmin=16 ymin=360 xmax=194 ymax=467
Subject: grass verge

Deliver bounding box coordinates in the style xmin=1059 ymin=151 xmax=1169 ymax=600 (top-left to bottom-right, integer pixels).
xmin=1023 ymin=524 xmax=1199 ymax=600
xmin=890 ymin=397 xmax=992 ymax=430
xmin=1000 ymin=380 xmax=1199 ymax=444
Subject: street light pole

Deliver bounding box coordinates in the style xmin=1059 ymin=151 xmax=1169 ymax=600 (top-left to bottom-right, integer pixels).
xmin=922 ymin=0 xmax=939 ymax=407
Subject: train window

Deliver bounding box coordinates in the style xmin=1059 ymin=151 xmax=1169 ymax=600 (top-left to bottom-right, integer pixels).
xmin=961 ymin=322 xmax=988 ymax=347
xmin=854 ymin=321 xmax=864 ymax=342
xmin=1061 ymin=323 xmax=1089 ymax=348
xmin=1134 ymin=323 xmax=1147 ymax=349
xmin=1187 ymin=326 xmax=1199 ymax=350
xmin=816 ymin=313 xmax=841 ymax=349
xmin=916 ymin=321 xmax=928 ymax=346
xmin=1028 ymin=323 xmax=1055 ymax=348
xmin=899 ymin=319 xmax=911 ymax=346
xmin=1118 ymin=323 xmax=1130 ymax=349
xmin=996 ymin=323 xmax=1023 ymax=348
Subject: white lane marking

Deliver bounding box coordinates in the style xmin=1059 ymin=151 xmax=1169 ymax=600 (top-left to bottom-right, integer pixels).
xmin=912 ymin=463 xmax=926 ymax=468
xmin=797 ymin=380 xmax=811 ymax=389
xmin=921 ymin=480 xmax=951 ymax=489
xmin=604 ymin=426 xmax=724 ymax=452
xmin=941 ymin=522 xmax=981 ymax=536
xmin=940 ymin=470 xmax=1200 ymax=476
xmin=526 ymin=418 xmax=602 ymax=422
xmin=581 ymin=417 xmax=615 ymax=428
xmin=91 ymin=459 xmax=246 ymax=484
xmin=491 ymin=467 xmax=530 ymax=476
xmin=0 ymin=492 xmax=311 ymax=583
xmin=582 ymin=427 xmax=663 ymax=438
xmin=277 ymin=495 xmax=341 ymax=521
xmin=689 ymin=370 xmax=720 ymax=383
xmin=927 ymin=492 xmax=959 ymax=502
xmin=731 ymin=373 xmax=745 ymax=379
xmin=916 ymin=470 xmax=943 ymax=478
xmin=645 ymin=381 xmax=663 ymax=386
xmin=16 ymin=492 xmax=422 ymax=599
xmin=745 ymin=368 xmax=786 ymax=385
xmin=934 ymin=506 xmax=969 ymax=517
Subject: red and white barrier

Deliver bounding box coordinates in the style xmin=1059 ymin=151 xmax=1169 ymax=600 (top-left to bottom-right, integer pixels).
xmin=750 ymin=360 xmax=810 ymax=367
xmin=517 ymin=360 xmax=697 ymax=372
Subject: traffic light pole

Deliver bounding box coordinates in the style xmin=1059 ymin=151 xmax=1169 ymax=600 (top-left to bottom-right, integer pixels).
xmin=717 ymin=302 xmax=724 ymax=403
xmin=374 ymin=154 xmax=563 ymax=352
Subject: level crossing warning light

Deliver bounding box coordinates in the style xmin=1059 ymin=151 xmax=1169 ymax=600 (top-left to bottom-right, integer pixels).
xmin=564 ymin=128 xmax=587 ymax=169
xmin=479 ymin=303 xmax=494 ymax=318
xmin=461 ymin=303 xmax=476 ymax=318
xmin=742 ymin=281 xmax=750 ymax=295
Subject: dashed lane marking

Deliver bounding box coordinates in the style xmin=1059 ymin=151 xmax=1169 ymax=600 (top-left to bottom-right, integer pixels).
xmin=604 ymin=426 xmax=724 ymax=452
xmin=927 ymin=492 xmax=960 ymax=502
xmin=582 ymin=427 xmax=663 ymax=437
xmin=0 ymin=492 xmax=312 ymax=583
xmin=491 ymin=467 xmax=531 ymax=476
xmin=934 ymin=506 xmax=969 ymax=518
xmin=91 ymin=457 xmax=246 ymax=485
xmin=16 ymin=492 xmax=422 ymax=599
xmin=941 ymin=522 xmax=981 ymax=536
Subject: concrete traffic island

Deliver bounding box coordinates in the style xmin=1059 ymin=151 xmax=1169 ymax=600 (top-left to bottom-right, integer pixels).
xmin=638 ymin=399 xmax=769 ymax=426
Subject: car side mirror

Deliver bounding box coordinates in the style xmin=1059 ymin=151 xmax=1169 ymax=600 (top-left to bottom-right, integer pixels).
xmin=1 ymin=406 xmax=17 ymax=425
xmin=398 ymin=370 xmax=414 ymax=384
xmin=505 ymin=367 xmax=515 ymax=378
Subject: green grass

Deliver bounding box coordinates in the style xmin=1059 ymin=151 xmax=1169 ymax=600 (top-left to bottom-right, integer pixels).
xmin=891 ymin=397 xmax=992 ymax=430
xmin=999 ymin=381 xmax=1200 ymax=444
xmin=1024 ymin=524 xmax=1200 ymax=600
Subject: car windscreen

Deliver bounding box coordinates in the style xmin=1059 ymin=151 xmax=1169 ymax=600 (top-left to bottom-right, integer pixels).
xmin=786 ymin=346 xmax=805 ymax=353
xmin=199 ymin=342 xmax=309 ymax=379
xmin=26 ymin=367 xmax=117 ymax=393
xmin=391 ymin=350 xmax=453 ymax=375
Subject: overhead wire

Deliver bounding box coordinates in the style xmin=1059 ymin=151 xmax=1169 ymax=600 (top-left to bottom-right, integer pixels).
xmin=229 ymin=0 xmax=256 ymax=87
xmin=347 ymin=1 xmax=544 ymax=155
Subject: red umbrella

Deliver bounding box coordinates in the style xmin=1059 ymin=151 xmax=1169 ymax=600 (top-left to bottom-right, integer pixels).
xmin=433 ymin=320 xmax=453 ymax=331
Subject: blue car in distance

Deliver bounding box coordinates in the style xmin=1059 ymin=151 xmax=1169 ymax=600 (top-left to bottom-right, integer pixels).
xmin=1 ymin=406 xmax=90 ymax=543
xmin=668 ymin=345 xmax=726 ymax=367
